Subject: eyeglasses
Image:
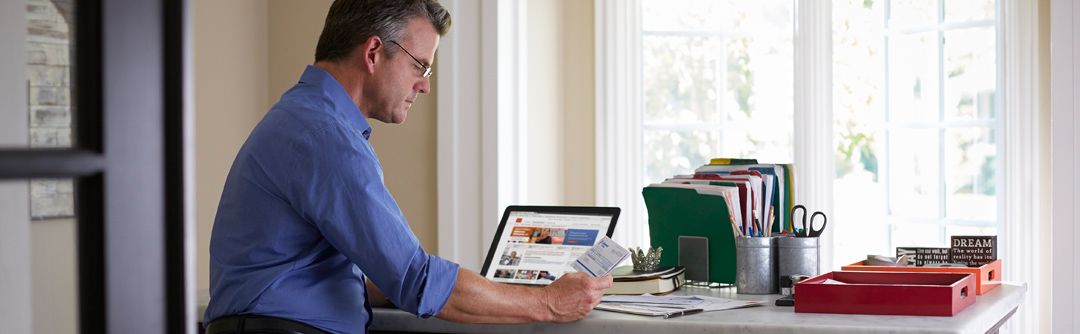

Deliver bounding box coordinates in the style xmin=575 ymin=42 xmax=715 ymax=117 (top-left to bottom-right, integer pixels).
xmin=388 ymin=40 xmax=432 ymax=78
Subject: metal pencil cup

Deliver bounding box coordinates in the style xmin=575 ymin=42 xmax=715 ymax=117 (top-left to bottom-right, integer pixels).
xmin=735 ymin=237 xmax=778 ymax=294
xmin=778 ymin=236 xmax=820 ymax=279
xmin=778 ymin=236 xmax=819 ymax=295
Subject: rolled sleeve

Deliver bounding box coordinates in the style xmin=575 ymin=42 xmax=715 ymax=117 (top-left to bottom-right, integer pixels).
xmin=415 ymin=255 xmax=459 ymax=318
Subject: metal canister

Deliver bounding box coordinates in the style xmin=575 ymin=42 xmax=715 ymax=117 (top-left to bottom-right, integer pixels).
xmin=735 ymin=237 xmax=778 ymax=294
xmin=778 ymin=236 xmax=820 ymax=295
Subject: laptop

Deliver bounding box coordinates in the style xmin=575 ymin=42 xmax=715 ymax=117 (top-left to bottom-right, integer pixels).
xmin=479 ymin=206 xmax=620 ymax=285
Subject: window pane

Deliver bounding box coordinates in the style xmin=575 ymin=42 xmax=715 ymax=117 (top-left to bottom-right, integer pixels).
xmin=891 ymin=222 xmax=944 ymax=248
xmin=834 ymin=142 xmax=888 ymax=264
xmin=642 ymin=0 xmax=726 ymax=32
xmin=719 ymin=33 xmax=794 ymax=160
xmin=834 ymin=219 xmax=891 ymax=264
xmin=642 ymin=1 xmax=794 ymax=128
xmin=944 ymin=0 xmax=994 ymax=22
xmin=834 ymin=131 xmax=887 ymax=263
xmin=944 ymin=128 xmax=996 ymax=221
xmin=887 ymin=129 xmax=940 ymax=219
xmin=888 ymin=32 xmax=940 ymax=123
xmin=640 ymin=0 xmax=795 ymax=174
xmin=888 ymin=0 xmax=937 ymax=28
xmin=24 ymin=0 xmax=77 ymax=149
xmin=835 ymin=0 xmax=886 ymax=179
xmin=643 ymin=35 xmax=722 ymax=124
xmin=32 ymin=178 xmax=75 ymax=219
xmin=642 ymin=129 xmax=719 ymax=183
xmin=720 ymin=119 xmax=794 ymax=163
xmin=642 ymin=0 xmax=793 ymax=34
xmin=944 ymin=27 xmax=996 ymax=120
xmin=833 ymin=0 xmax=889 ymax=266
xmin=834 ymin=0 xmax=886 ymax=130
xmin=945 ymin=224 xmax=997 ymax=238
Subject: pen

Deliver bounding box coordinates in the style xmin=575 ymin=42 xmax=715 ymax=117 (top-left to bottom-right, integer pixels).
xmin=664 ymin=308 xmax=703 ymax=319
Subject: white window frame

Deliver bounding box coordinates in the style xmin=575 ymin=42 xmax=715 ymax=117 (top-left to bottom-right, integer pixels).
xmin=1001 ymin=0 xmax=1049 ymax=332
xmin=595 ymin=0 xmax=647 ymax=249
xmin=596 ymin=1 xmax=1046 ymax=332
xmin=1049 ymin=0 xmax=1079 ymax=331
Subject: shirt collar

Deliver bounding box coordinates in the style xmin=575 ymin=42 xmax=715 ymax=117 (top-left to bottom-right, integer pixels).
xmin=299 ymin=65 xmax=373 ymax=140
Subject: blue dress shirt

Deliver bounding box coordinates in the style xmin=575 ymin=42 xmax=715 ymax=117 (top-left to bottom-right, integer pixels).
xmin=204 ymin=65 xmax=460 ymax=334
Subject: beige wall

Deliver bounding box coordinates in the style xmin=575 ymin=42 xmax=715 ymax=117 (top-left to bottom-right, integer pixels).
xmin=267 ymin=0 xmax=331 ymax=106
xmin=194 ymin=0 xmax=270 ymax=291
xmin=526 ymin=0 xmax=563 ymax=205
xmin=366 ymin=82 xmax=440 ymax=254
xmin=194 ymin=0 xmax=439 ymax=291
xmin=559 ymin=0 xmax=597 ymax=206
xmin=30 ymin=218 xmax=77 ymax=334
xmin=526 ymin=0 xmax=597 ymax=206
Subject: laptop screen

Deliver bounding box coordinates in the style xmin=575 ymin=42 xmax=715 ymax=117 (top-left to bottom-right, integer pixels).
xmin=480 ymin=206 xmax=620 ymax=285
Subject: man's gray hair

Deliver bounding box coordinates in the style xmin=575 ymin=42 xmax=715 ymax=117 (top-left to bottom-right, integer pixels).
xmin=315 ymin=0 xmax=451 ymax=62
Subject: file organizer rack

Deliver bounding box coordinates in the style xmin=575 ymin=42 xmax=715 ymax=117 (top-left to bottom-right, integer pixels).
xmin=642 ymin=186 xmax=737 ymax=285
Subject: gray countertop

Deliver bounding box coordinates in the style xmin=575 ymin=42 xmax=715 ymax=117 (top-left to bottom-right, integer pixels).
xmin=368 ymin=283 xmax=1026 ymax=334
xmin=198 ymin=283 xmax=1026 ymax=334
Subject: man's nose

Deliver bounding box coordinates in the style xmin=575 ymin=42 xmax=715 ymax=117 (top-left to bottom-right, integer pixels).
xmin=416 ymin=76 xmax=430 ymax=94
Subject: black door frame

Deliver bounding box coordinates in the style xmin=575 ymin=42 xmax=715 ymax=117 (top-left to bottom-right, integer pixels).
xmin=0 ymin=0 xmax=191 ymax=332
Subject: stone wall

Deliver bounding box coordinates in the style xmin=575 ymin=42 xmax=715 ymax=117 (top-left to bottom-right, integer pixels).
xmin=27 ymin=0 xmax=74 ymax=219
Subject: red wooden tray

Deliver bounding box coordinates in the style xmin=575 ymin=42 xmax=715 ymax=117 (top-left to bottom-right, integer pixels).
xmin=794 ymin=271 xmax=976 ymax=316
xmin=840 ymin=259 xmax=1001 ymax=295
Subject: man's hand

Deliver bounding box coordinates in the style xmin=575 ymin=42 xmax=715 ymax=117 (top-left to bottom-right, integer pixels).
xmin=540 ymin=272 xmax=613 ymax=323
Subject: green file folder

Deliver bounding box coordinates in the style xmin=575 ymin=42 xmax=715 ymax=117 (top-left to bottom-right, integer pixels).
xmin=642 ymin=186 xmax=737 ymax=284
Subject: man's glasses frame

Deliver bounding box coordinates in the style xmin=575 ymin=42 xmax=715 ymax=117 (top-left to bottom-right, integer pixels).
xmin=388 ymin=40 xmax=432 ymax=78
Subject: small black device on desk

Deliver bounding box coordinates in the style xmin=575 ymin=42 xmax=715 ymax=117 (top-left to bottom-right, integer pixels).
xmin=775 ymin=274 xmax=811 ymax=307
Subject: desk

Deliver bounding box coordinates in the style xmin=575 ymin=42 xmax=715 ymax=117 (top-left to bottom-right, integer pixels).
xmin=369 ymin=283 xmax=1026 ymax=334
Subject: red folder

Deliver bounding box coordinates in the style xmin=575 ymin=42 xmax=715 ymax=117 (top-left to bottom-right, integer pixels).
xmin=691 ymin=174 xmax=755 ymax=233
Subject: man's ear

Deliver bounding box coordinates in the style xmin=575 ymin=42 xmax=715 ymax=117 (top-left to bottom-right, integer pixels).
xmin=358 ymin=35 xmax=384 ymax=74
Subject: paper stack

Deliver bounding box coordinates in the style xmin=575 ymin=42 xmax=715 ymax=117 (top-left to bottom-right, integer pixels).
xmin=595 ymin=294 xmax=764 ymax=318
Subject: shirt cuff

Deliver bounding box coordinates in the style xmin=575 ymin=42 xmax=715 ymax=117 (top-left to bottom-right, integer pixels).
xmin=416 ymin=255 xmax=460 ymax=318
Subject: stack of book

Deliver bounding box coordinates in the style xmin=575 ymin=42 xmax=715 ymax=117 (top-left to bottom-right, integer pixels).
xmin=605 ymin=266 xmax=686 ymax=295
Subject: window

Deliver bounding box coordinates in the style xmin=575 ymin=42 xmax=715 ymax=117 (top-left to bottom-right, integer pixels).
xmin=600 ymin=0 xmax=1039 ymax=330
xmin=613 ymin=0 xmax=799 ymax=248
xmin=27 ymin=0 xmax=77 ymax=220
xmin=1 ymin=0 xmax=194 ymax=331
xmin=832 ymin=0 xmax=998 ymax=265
xmin=602 ymin=0 xmax=998 ymax=259
xmin=641 ymin=0 xmax=795 ymax=187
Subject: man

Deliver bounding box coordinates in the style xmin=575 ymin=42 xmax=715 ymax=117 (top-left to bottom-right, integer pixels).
xmin=203 ymin=1 xmax=612 ymax=333
xmin=499 ymin=250 xmax=520 ymax=266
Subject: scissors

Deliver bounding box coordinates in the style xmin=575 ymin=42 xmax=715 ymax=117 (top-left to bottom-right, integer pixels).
xmin=790 ymin=205 xmax=827 ymax=238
